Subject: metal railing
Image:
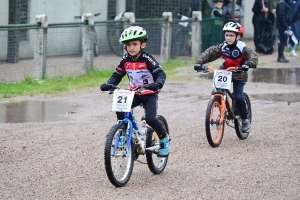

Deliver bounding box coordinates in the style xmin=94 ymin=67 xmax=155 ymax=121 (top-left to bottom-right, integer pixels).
xmin=0 ymin=11 xmax=224 ymax=83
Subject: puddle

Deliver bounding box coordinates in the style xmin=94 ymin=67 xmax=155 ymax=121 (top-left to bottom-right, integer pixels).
xmin=0 ymin=101 xmax=76 ymax=123
xmin=251 ymin=93 xmax=300 ymax=104
xmin=199 ymin=68 xmax=300 ymax=86
xmin=250 ymin=68 xmax=300 ymax=86
xmin=198 ymin=68 xmax=300 ymax=103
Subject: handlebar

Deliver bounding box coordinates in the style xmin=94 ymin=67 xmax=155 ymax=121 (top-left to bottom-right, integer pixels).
xmin=101 ymin=84 xmax=156 ymax=94
xmin=74 ymin=13 xmax=101 ymax=19
xmin=196 ymin=66 xmax=243 ymax=73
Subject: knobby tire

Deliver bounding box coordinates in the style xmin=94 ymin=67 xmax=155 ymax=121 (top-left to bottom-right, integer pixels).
xmin=171 ymin=28 xmax=184 ymax=59
xmin=205 ymin=96 xmax=225 ymax=147
xmin=104 ymin=124 xmax=134 ymax=187
xmin=146 ymin=115 xmax=169 ymax=174
xmin=108 ymin=24 xmax=124 ymax=57
xmin=234 ymin=93 xmax=252 ymax=140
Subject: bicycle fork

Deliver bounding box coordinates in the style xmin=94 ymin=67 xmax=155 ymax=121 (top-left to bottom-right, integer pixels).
xmin=212 ymin=93 xmax=227 ymax=124
xmin=112 ymin=118 xmax=133 ymax=157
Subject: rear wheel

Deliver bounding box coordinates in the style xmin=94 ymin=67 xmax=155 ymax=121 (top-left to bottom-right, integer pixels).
xmin=93 ymin=29 xmax=99 ymax=56
xmin=171 ymin=28 xmax=184 ymax=59
xmin=104 ymin=124 xmax=134 ymax=187
xmin=146 ymin=115 xmax=169 ymax=174
xmin=108 ymin=24 xmax=124 ymax=57
xmin=205 ymin=97 xmax=225 ymax=147
xmin=234 ymin=93 xmax=252 ymax=139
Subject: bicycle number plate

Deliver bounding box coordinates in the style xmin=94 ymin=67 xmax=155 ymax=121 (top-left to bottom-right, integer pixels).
xmin=213 ymin=70 xmax=232 ymax=89
xmin=112 ymin=90 xmax=134 ymax=112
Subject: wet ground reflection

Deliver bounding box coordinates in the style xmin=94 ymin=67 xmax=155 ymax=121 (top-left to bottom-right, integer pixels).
xmin=249 ymin=68 xmax=300 ymax=86
xmin=0 ymin=101 xmax=76 ymax=123
xmin=198 ymin=68 xmax=300 ymax=103
xmin=251 ymin=93 xmax=300 ymax=105
xmin=200 ymin=68 xmax=300 ymax=86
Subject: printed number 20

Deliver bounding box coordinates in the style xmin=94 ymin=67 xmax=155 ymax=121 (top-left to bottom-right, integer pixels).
xmin=218 ymin=75 xmax=227 ymax=82
xmin=117 ymin=96 xmax=127 ymax=103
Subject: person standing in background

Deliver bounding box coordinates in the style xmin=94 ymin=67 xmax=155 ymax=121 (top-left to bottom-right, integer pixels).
xmin=252 ymin=0 xmax=270 ymax=52
xmin=223 ymin=0 xmax=244 ymax=24
xmin=276 ymin=0 xmax=292 ymax=63
xmin=289 ymin=0 xmax=300 ymax=55
xmin=211 ymin=0 xmax=230 ymax=19
xmin=223 ymin=0 xmax=242 ymax=6
xmin=252 ymin=0 xmax=275 ymax=54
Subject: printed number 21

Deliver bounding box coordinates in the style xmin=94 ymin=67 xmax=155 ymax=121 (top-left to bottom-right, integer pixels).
xmin=117 ymin=96 xmax=127 ymax=103
xmin=218 ymin=75 xmax=227 ymax=82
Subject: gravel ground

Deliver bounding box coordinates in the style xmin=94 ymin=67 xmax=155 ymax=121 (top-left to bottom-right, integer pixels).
xmin=0 ymin=50 xmax=300 ymax=200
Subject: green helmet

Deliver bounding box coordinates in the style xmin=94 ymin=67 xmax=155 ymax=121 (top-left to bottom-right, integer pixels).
xmin=119 ymin=26 xmax=148 ymax=44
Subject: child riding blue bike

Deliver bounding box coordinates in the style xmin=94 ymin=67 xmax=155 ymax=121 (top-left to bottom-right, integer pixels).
xmin=100 ymin=26 xmax=170 ymax=156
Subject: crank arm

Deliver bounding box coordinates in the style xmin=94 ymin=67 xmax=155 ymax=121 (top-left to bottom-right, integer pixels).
xmin=145 ymin=144 xmax=160 ymax=151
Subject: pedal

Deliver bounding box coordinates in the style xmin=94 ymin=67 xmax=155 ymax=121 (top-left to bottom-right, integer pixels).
xmin=157 ymin=154 xmax=169 ymax=158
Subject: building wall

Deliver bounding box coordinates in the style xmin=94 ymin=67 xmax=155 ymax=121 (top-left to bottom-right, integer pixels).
xmin=242 ymin=0 xmax=255 ymax=39
xmin=0 ymin=0 xmax=256 ymax=61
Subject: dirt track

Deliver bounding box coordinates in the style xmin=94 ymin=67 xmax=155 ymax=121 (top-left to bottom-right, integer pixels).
xmin=1 ymin=49 xmax=300 ymax=199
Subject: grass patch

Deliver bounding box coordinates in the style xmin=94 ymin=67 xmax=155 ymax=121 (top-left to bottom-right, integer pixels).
xmin=285 ymin=46 xmax=300 ymax=52
xmin=0 ymin=59 xmax=194 ymax=99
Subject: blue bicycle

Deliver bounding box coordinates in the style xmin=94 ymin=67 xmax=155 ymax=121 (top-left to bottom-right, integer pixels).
xmin=103 ymin=85 xmax=169 ymax=187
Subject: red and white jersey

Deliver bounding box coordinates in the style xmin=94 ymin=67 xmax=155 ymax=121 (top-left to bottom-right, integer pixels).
xmin=222 ymin=40 xmax=246 ymax=69
xmin=123 ymin=62 xmax=154 ymax=90
xmin=107 ymin=51 xmax=166 ymax=95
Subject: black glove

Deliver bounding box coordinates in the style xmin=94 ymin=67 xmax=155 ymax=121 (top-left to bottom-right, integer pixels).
xmin=194 ymin=63 xmax=206 ymax=71
xmin=100 ymin=83 xmax=113 ymax=91
xmin=144 ymin=83 xmax=160 ymax=91
xmin=241 ymin=62 xmax=250 ymax=72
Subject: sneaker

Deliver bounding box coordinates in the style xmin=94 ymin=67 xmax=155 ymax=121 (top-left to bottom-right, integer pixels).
xmin=118 ymin=136 xmax=126 ymax=147
xmin=277 ymin=57 xmax=289 ymax=63
xmin=241 ymin=119 xmax=251 ymax=133
xmin=291 ymin=50 xmax=297 ymax=57
xmin=158 ymin=135 xmax=170 ymax=157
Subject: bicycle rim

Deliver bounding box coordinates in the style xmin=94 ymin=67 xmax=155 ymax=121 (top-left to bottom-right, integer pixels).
xmin=104 ymin=124 xmax=134 ymax=187
xmin=146 ymin=115 xmax=169 ymax=174
xmin=205 ymin=97 xmax=225 ymax=147
xmin=108 ymin=24 xmax=124 ymax=57
xmin=171 ymin=28 xmax=184 ymax=59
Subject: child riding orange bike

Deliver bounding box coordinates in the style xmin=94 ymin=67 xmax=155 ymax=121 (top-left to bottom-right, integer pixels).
xmin=194 ymin=20 xmax=258 ymax=133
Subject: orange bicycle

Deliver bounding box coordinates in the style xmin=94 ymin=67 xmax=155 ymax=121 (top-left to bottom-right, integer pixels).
xmin=197 ymin=66 xmax=252 ymax=147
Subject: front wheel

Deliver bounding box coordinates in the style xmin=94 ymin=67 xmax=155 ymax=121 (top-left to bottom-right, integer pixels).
xmin=205 ymin=96 xmax=225 ymax=147
xmin=146 ymin=115 xmax=169 ymax=174
xmin=234 ymin=93 xmax=252 ymax=140
xmin=104 ymin=124 xmax=134 ymax=187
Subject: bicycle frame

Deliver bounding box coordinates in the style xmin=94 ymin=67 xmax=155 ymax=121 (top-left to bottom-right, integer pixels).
xmin=112 ymin=103 xmax=160 ymax=157
xmin=208 ymin=66 xmax=242 ymax=123
xmin=211 ymin=88 xmax=237 ymax=123
xmin=113 ymin=111 xmax=136 ymax=157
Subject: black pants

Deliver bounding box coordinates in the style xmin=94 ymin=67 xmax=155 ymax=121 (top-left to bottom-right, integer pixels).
xmin=278 ymin=31 xmax=288 ymax=58
xmin=253 ymin=20 xmax=262 ymax=50
xmin=116 ymin=93 xmax=167 ymax=139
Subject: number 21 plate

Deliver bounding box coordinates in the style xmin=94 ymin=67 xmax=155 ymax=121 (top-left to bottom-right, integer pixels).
xmin=112 ymin=90 xmax=134 ymax=112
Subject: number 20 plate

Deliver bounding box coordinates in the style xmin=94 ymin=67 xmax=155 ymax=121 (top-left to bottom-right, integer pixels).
xmin=213 ymin=70 xmax=232 ymax=89
xmin=112 ymin=90 xmax=134 ymax=112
